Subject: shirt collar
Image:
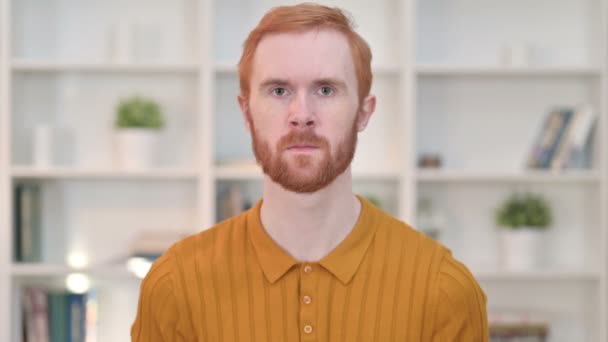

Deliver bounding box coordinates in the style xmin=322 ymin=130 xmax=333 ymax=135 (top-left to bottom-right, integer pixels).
xmin=247 ymin=194 xmax=379 ymax=285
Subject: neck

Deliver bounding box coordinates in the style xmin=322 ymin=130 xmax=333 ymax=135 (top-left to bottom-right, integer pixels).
xmin=260 ymin=167 xmax=362 ymax=262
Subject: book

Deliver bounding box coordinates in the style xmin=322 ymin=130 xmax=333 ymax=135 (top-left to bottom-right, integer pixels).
xmin=85 ymin=289 xmax=98 ymax=342
xmin=68 ymin=293 xmax=86 ymax=342
xmin=47 ymin=292 xmax=69 ymax=342
xmin=539 ymin=108 xmax=573 ymax=168
xmin=489 ymin=311 xmax=549 ymax=342
xmin=128 ymin=230 xmax=189 ymax=258
xmin=526 ymin=109 xmax=561 ymax=169
xmin=550 ymin=105 xmax=597 ymax=170
xmin=22 ymin=288 xmax=50 ymax=342
xmin=14 ymin=183 xmax=43 ymax=262
xmin=527 ymin=108 xmax=574 ymax=169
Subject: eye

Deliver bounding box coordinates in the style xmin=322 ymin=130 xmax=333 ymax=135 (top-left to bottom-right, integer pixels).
xmin=318 ymin=86 xmax=334 ymax=96
xmin=272 ymin=87 xmax=288 ymax=96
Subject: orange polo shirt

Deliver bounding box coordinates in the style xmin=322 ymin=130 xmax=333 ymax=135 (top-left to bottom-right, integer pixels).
xmin=131 ymin=195 xmax=488 ymax=341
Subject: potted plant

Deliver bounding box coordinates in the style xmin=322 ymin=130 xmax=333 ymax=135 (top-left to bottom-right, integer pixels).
xmin=495 ymin=192 xmax=552 ymax=270
xmin=113 ymin=95 xmax=165 ymax=169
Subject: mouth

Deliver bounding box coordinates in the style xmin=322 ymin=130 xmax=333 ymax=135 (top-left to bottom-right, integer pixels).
xmin=287 ymin=145 xmax=319 ymax=152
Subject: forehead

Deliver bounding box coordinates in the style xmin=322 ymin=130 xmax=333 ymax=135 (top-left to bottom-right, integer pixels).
xmin=251 ymin=29 xmax=357 ymax=85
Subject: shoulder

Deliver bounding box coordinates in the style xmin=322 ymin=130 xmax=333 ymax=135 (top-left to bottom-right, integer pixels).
xmin=131 ymin=249 xmax=181 ymax=340
xmin=372 ymin=205 xmax=448 ymax=264
xmin=432 ymin=249 xmax=489 ymax=340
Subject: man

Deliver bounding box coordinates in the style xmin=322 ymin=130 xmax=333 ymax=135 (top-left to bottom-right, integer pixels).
xmin=132 ymin=3 xmax=488 ymax=341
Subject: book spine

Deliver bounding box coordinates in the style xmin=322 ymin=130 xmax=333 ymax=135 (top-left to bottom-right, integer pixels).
xmin=550 ymin=107 xmax=583 ymax=171
xmin=565 ymin=106 xmax=597 ymax=169
xmin=536 ymin=110 xmax=567 ymax=168
xmin=543 ymin=109 xmax=573 ymax=168
xmin=68 ymin=293 xmax=86 ymax=342
xmin=47 ymin=292 xmax=69 ymax=342
xmin=526 ymin=111 xmax=556 ymax=168
xmin=23 ymin=288 xmax=50 ymax=342
xmin=16 ymin=184 xmax=42 ymax=262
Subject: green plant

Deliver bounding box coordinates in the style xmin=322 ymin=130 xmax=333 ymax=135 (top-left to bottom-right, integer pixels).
xmin=115 ymin=95 xmax=165 ymax=129
xmin=495 ymin=192 xmax=552 ymax=229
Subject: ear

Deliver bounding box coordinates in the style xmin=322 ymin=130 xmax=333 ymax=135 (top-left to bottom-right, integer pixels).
xmin=356 ymin=94 xmax=376 ymax=132
xmin=238 ymin=95 xmax=252 ymax=133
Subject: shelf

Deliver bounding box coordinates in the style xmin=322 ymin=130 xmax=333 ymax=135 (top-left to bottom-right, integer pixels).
xmin=12 ymin=60 xmax=200 ymax=73
xmin=416 ymin=64 xmax=601 ymax=77
xmin=10 ymin=263 xmax=134 ymax=279
xmin=417 ymin=169 xmax=600 ymax=183
xmin=11 ymin=166 xmax=198 ymax=180
xmin=214 ymin=62 xmax=401 ymax=75
xmin=474 ymin=269 xmax=601 ymax=281
xmin=214 ymin=164 xmax=401 ymax=181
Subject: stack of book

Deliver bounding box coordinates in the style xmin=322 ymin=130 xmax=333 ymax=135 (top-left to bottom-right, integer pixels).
xmin=526 ymin=105 xmax=597 ymax=171
xmin=489 ymin=311 xmax=549 ymax=342
xmin=21 ymin=287 xmax=97 ymax=342
xmin=126 ymin=230 xmax=189 ymax=278
xmin=127 ymin=230 xmax=190 ymax=261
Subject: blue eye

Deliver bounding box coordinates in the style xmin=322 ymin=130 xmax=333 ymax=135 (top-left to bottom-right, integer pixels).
xmin=272 ymin=87 xmax=288 ymax=96
xmin=318 ymin=86 xmax=334 ymax=96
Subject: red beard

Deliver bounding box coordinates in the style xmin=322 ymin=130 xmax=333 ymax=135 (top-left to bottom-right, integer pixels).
xmin=248 ymin=114 xmax=358 ymax=193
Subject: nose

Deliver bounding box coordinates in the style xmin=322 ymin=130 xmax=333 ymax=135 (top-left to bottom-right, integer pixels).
xmin=288 ymin=93 xmax=316 ymax=130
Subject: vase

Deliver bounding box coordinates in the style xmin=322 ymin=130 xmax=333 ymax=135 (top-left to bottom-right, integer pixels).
xmin=113 ymin=129 xmax=159 ymax=169
xmin=500 ymin=227 xmax=543 ymax=271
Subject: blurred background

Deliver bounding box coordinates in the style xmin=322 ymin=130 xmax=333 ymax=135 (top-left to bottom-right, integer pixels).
xmin=0 ymin=0 xmax=605 ymax=341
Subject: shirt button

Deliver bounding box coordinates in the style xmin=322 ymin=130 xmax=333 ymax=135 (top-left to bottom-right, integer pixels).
xmin=303 ymin=324 xmax=313 ymax=334
xmin=303 ymin=265 xmax=313 ymax=274
xmin=302 ymin=295 xmax=312 ymax=305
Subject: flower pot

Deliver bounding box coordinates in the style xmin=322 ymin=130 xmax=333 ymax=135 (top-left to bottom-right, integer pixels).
xmin=500 ymin=227 xmax=543 ymax=271
xmin=114 ymin=129 xmax=159 ymax=169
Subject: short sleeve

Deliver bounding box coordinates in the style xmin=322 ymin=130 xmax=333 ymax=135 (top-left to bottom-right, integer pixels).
xmin=131 ymin=250 xmax=185 ymax=342
xmin=432 ymin=251 xmax=489 ymax=342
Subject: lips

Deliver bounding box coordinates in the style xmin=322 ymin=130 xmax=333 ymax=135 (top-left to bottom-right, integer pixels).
xmin=286 ymin=144 xmax=319 ymax=152
xmin=288 ymin=145 xmax=318 ymax=149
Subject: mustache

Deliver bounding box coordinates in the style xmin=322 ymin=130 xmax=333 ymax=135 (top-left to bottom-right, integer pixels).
xmin=277 ymin=130 xmax=329 ymax=150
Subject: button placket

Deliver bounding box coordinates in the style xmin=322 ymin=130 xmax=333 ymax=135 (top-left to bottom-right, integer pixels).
xmin=300 ymin=263 xmax=318 ymax=340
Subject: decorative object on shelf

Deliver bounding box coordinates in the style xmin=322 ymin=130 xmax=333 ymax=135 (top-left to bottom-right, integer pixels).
xmin=499 ymin=42 xmax=533 ymax=67
xmin=418 ymin=153 xmax=442 ymax=168
xmin=526 ymin=105 xmax=596 ymax=171
xmin=495 ymin=192 xmax=553 ymax=270
xmin=416 ymin=197 xmax=445 ymax=241
xmin=113 ymin=95 xmax=165 ymax=170
xmin=33 ymin=124 xmax=53 ymax=168
xmin=107 ymin=18 xmax=132 ymax=63
xmin=131 ymin=20 xmax=166 ymax=63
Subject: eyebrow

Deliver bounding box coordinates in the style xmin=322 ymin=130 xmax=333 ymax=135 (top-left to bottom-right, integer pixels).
xmin=259 ymin=78 xmax=290 ymax=91
xmin=258 ymin=77 xmax=349 ymax=91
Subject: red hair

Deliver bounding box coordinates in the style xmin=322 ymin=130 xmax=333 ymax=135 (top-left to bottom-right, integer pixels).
xmin=238 ymin=3 xmax=373 ymax=103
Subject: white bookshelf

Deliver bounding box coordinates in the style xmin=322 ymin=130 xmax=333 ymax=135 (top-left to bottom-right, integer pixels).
xmin=12 ymin=60 xmax=200 ymax=73
xmin=214 ymin=61 xmax=402 ymax=76
xmin=474 ymin=269 xmax=602 ymax=282
xmin=416 ymin=64 xmax=602 ymax=77
xmin=0 ymin=0 xmax=606 ymax=341
xmin=10 ymin=263 xmax=134 ymax=279
xmin=417 ymin=169 xmax=602 ymax=183
xmin=11 ymin=166 xmax=199 ymax=180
